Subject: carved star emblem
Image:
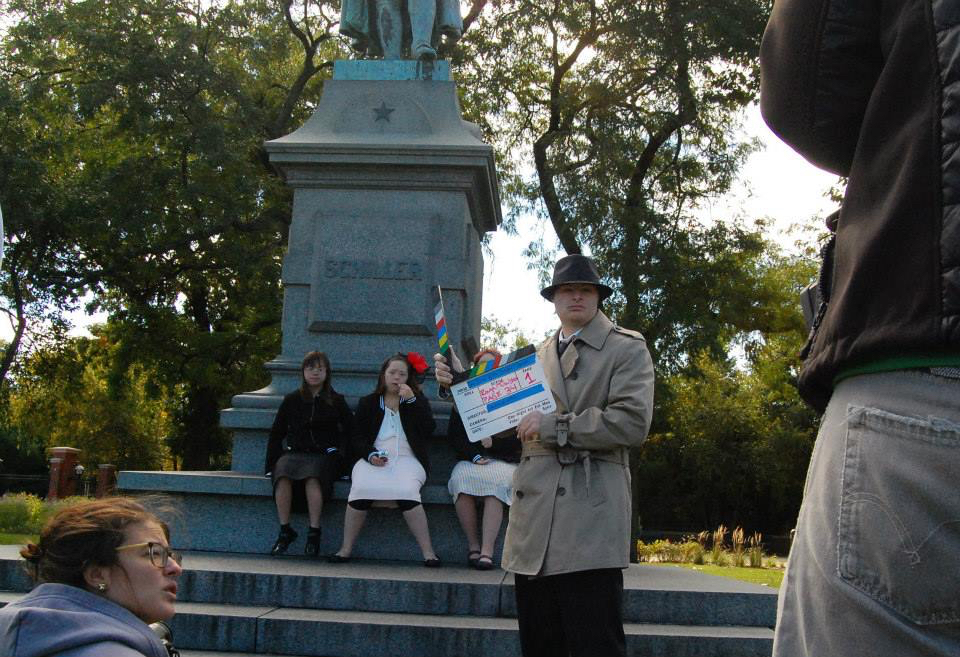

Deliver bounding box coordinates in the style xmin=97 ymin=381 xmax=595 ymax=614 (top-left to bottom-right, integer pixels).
xmin=373 ymin=101 xmax=395 ymax=122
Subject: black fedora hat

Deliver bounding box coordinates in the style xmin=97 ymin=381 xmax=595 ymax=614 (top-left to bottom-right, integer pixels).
xmin=540 ymin=254 xmax=614 ymax=301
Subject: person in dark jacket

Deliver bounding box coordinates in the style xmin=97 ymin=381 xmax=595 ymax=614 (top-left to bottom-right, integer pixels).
xmin=265 ymin=351 xmax=353 ymax=558
xmin=446 ymin=348 xmax=521 ymax=570
xmin=761 ymin=2 xmax=960 ymax=656
xmin=330 ymin=353 xmax=441 ymax=566
xmin=0 ymin=498 xmax=182 ymax=657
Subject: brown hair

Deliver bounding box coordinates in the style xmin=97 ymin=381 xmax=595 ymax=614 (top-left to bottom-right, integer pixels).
xmin=300 ymin=351 xmax=334 ymax=402
xmin=20 ymin=497 xmax=169 ymax=588
xmin=373 ymin=354 xmax=423 ymax=398
xmin=473 ymin=348 xmax=502 ymax=364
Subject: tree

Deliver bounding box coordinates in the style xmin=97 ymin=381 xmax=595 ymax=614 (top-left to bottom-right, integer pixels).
xmin=635 ymin=246 xmax=819 ymax=533
xmin=455 ymin=0 xmax=773 ymax=371
xmin=0 ymin=0 xmax=343 ymax=468
xmin=7 ymin=332 xmax=172 ymax=471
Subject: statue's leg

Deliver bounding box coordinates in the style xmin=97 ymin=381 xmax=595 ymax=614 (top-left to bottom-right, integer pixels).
xmin=375 ymin=0 xmax=403 ymax=59
xmin=408 ymin=0 xmax=437 ymax=60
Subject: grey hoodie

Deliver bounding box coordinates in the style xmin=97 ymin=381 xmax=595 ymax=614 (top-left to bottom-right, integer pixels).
xmin=0 ymin=583 xmax=168 ymax=657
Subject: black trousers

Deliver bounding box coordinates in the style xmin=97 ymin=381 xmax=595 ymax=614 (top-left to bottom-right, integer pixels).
xmin=514 ymin=568 xmax=626 ymax=657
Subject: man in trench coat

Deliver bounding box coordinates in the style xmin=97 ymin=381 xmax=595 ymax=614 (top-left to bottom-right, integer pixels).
xmin=435 ymin=254 xmax=655 ymax=657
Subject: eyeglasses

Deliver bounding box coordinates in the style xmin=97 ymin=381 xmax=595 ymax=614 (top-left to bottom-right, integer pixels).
xmin=116 ymin=542 xmax=183 ymax=568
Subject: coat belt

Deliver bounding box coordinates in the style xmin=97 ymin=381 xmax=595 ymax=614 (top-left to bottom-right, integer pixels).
xmin=521 ymin=442 xmax=627 ymax=498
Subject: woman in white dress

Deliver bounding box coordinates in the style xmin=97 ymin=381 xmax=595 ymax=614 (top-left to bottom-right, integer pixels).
xmin=330 ymin=353 xmax=441 ymax=566
xmin=447 ymin=349 xmax=522 ymax=570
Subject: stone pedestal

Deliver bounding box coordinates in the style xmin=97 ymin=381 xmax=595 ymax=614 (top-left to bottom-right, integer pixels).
xmin=223 ymin=61 xmax=500 ymax=472
xmin=119 ymin=62 xmax=503 ymax=559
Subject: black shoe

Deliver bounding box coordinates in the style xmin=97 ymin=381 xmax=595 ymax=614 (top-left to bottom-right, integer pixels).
xmin=270 ymin=526 xmax=297 ymax=556
xmin=328 ymin=553 xmax=352 ymax=563
xmin=423 ymin=557 xmax=442 ymax=568
xmin=305 ymin=529 xmax=321 ymax=558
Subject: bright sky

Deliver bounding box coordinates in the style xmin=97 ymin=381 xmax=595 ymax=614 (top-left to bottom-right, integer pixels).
xmin=2 ymin=104 xmax=837 ymax=345
xmin=480 ymin=103 xmax=839 ymax=340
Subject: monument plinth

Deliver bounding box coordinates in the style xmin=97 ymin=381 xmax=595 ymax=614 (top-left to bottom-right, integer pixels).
xmin=224 ymin=61 xmax=500 ymax=472
xmin=120 ymin=62 xmax=504 ymax=559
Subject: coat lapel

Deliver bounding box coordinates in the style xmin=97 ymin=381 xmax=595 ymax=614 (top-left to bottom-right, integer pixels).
xmin=560 ymin=340 xmax=579 ymax=379
xmin=540 ymin=333 xmax=570 ymax=412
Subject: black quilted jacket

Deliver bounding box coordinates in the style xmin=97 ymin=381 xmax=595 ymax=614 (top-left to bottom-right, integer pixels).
xmin=761 ymin=0 xmax=960 ymax=411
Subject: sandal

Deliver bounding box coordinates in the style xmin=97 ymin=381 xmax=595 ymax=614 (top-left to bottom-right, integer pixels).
xmin=475 ymin=554 xmax=494 ymax=571
xmin=467 ymin=550 xmax=481 ymax=568
xmin=423 ymin=557 xmax=442 ymax=568
xmin=328 ymin=553 xmax=352 ymax=563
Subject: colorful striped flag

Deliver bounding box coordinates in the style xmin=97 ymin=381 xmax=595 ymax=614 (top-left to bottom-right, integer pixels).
xmin=434 ymin=290 xmax=449 ymax=357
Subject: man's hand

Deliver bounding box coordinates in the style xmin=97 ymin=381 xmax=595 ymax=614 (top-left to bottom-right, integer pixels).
xmin=517 ymin=411 xmax=543 ymax=442
xmin=433 ymin=350 xmax=464 ymax=387
xmin=481 ymin=437 xmax=492 ymax=449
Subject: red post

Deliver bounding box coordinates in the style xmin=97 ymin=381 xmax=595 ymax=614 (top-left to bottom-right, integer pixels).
xmin=47 ymin=447 xmax=82 ymax=500
xmin=96 ymin=464 xmax=117 ymax=498
xmin=47 ymin=458 xmax=62 ymax=501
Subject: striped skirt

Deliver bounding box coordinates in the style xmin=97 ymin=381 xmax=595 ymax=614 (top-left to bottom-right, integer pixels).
xmin=447 ymin=459 xmax=517 ymax=506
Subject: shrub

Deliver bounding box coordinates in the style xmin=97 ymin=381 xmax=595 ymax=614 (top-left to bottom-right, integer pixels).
xmin=748 ymin=531 xmax=764 ymax=568
xmin=711 ymin=524 xmax=728 ymax=565
xmin=0 ymin=494 xmax=89 ymax=534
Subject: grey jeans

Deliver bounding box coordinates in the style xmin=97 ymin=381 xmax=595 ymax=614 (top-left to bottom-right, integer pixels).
xmin=773 ymin=371 xmax=960 ymax=657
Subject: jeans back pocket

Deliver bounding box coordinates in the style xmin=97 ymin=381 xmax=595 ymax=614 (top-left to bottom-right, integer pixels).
xmin=839 ymin=405 xmax=960 ymax=625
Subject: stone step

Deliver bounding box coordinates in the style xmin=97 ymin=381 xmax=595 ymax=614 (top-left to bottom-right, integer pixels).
xmin=117 ymin=472 xmax=504 ymax=561
xmin=0 ymin=593 xmax=773 ymax=657
xmin=0 ymin=548 xmax=778 ymax=629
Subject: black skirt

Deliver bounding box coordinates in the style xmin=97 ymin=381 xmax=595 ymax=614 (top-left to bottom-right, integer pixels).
xmin=272 ymin=451 xmax=339 ymax=502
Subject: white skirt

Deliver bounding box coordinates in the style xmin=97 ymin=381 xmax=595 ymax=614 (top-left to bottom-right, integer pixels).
xmin=349 ymin=456 xmax=426 ymax=502
xmin=447 ymin=459 xmax=517 ymax=506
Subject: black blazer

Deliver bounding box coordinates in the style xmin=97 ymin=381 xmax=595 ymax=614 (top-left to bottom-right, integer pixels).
xmin=265 ymin=390 xmax=354 ymax=475
xmin=447 ymin=408 xmax=521 ymax=464
xmin=352 ymin=393 xmax=436 ymax=474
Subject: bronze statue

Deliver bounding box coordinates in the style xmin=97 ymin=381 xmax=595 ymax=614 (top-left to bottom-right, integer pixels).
xmin=340 ymin=0 xmax=462 ymax=61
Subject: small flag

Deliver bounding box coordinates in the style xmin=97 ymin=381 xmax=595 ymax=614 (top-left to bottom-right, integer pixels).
xmin=434 ymin=287 xmax=449 ymax=356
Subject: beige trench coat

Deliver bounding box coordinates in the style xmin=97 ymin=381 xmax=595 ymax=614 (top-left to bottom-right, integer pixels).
xmin=501 ymin=311 xmax=655 ymax=576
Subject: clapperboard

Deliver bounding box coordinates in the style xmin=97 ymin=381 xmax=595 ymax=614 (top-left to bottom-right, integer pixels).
xmin=434 ymin=288 xmax=556 ymax=442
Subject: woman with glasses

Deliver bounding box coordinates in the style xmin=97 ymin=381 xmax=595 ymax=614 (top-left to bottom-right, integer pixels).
xmin=265 ymin=351 xmax=354 ymax=558
xmin=0 ymin=497 xmax=182 ymax=657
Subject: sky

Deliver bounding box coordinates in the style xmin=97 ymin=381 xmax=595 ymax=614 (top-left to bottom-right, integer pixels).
xmin=2 ymin=103 xmax=837 ymax=345
xmin=479 ymin=102 xmax=839 ymax=341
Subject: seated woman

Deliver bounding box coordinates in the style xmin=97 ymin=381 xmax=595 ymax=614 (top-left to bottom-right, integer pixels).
xmin=0 ymin=497 xmax=183 ymax=657
xmin=331 ymin=352 xmax=441 ymax=566
xmin=447 ymin=348 xmax=522 ymax=570
xmin=265 ymin=350 xmax=353 ymax=558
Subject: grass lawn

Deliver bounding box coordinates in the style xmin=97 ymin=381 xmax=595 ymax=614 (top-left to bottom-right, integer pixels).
xmin=0 ymin=533 xmax=36 ymax=546
xmin=650 ymin=562 xmax=784 ymax=588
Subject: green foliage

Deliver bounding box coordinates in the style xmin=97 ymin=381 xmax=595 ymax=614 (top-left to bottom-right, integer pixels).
xmin=635 ymin=247 xmax=819 ymax=533
xmin=7 ymin=333 xmax=172 ymax=471
xmin=0 ymin=0 xmax=344 ymax=468
xmin=480 ymin=316 xmax=537 ymax=354
xmin=455 ymin=0 xmax=775 ymax=373
xmin=0 ymin=493 xmax=87 ymax=534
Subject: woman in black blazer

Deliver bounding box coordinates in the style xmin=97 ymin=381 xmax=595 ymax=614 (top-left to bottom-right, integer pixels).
xmin=265 ymin=351 xmax=353 ymax=558
xmin=330 ymin=353 xmax=441 ymax=566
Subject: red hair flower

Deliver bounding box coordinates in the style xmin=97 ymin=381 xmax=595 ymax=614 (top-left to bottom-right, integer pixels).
xmin=406 ymin=351 xmax=429 ymax=375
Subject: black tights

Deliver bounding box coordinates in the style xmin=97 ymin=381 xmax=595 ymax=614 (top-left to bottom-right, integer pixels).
xmin=348 ymin=499 xmax=420 ymax=511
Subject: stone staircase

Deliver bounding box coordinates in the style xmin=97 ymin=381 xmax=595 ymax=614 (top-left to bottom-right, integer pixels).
xmin=0 ymin=547 xmax=775 ymax=656
xmin=0 ymin=400 xmax=777 ymax=656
